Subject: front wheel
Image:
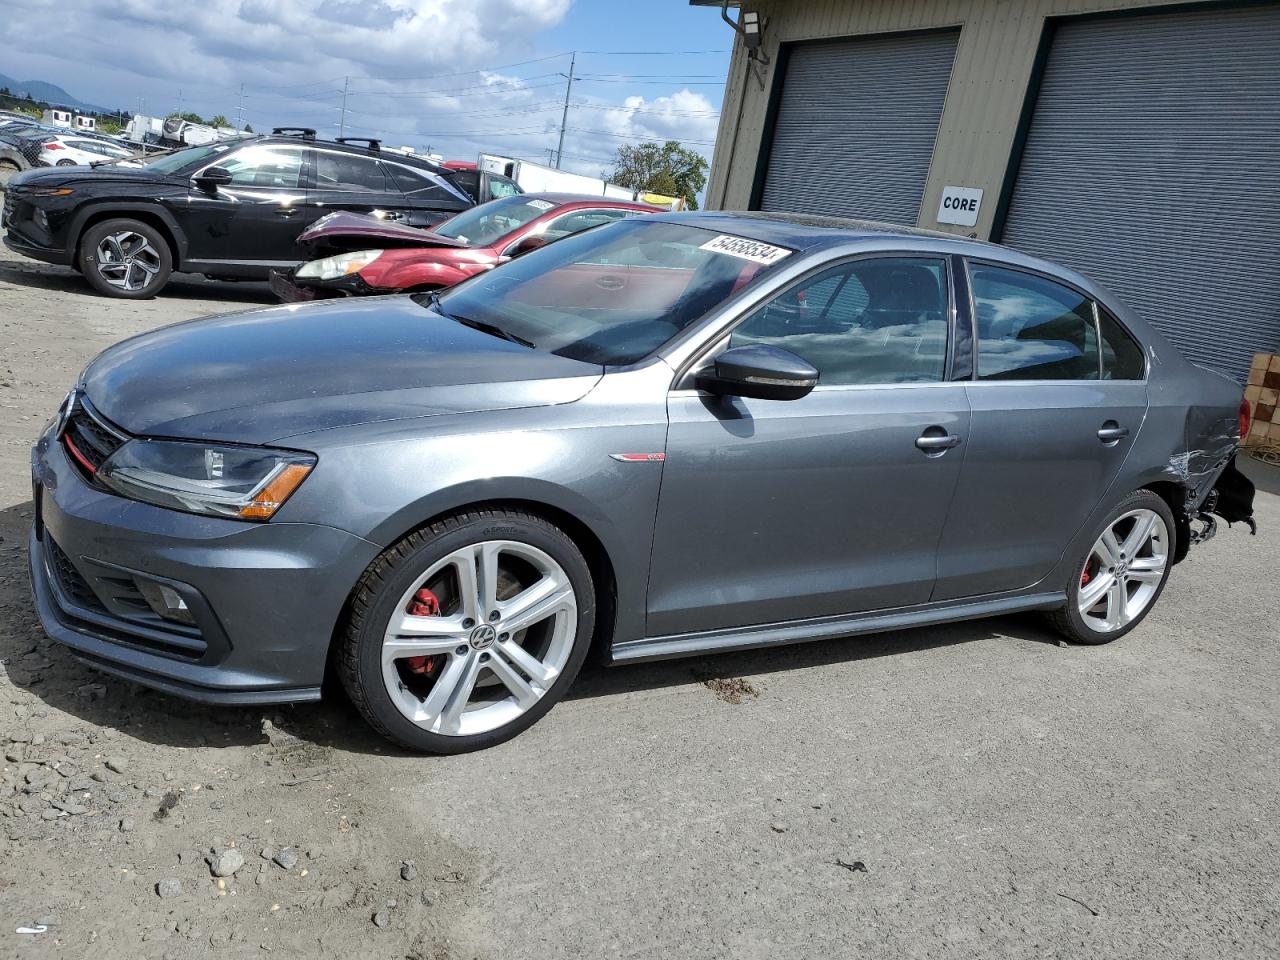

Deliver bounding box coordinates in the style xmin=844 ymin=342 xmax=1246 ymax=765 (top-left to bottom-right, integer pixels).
xmin=337 ymin=508 xmax=596 ymax=753
xmin=78 ymin=218 xmax=173 ymax=298
xmin=1048 ymin=489 xmax=1175 ymax=645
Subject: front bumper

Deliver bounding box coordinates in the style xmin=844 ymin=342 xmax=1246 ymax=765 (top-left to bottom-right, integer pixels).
xmin=268 ymin=267 xmax=376 ymax=303
xmin=30 ymin=431 xmax=381 ymax=704
xmin=3 ymin=229 xmax=71 ymax=266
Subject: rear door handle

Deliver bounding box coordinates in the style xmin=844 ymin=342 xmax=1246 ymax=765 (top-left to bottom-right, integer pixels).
xmin=277 ymin=207 xmax=302 ymax=218
xmin=1097 ymin=422 xmax=1130 ymax=443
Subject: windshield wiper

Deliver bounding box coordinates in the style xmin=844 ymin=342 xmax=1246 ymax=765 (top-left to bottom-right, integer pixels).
xmin=421 ymin=291 xmax=534 ymax=348
xmin=453 ymin=315 xmax=535 ymax=349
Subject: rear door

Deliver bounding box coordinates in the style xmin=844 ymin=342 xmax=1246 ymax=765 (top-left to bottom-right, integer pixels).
xmin=931 ymin=261 xmax=1149 ymax=601
xmin=647 ymin=254 xmax=971 ymax=636
xmin=384 ymin=162 xmax=471 ymax=228
xmin=307 ymin=148 xmax=410 ymax=224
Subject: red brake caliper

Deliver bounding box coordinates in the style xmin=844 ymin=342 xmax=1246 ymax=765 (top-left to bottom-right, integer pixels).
xmin=404 ymin=588 xmax=442 ymax=676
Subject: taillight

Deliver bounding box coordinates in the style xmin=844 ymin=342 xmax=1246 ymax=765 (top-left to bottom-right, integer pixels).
xmin=1240 ymin=398 xmax=1252 ymax=440
xmin=45 ymin=142 xmax=64 ymax=150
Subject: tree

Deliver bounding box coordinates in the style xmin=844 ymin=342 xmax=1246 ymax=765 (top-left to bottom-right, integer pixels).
xmin=167 ymin=110 xmax=206 ymax=124
xmin=209 ymin=114 xmax=229 ymax=128
xmin=610 ymin=140 xmax=709 ymax=210
xmin=243 ymin=123 xmax=254 ymax=133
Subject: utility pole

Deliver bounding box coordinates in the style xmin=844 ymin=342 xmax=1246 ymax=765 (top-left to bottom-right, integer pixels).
xmin=554 ymin=52 xmax=575 ymax=169
xmin=235 ymin=83 xmax=245 ymax=131
xmin=338 ymin=76 xmax=349 ymax=137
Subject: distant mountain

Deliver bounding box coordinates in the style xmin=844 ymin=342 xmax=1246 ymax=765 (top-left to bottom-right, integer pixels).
xmin=0 ymin=72 xmax=114 ymax=115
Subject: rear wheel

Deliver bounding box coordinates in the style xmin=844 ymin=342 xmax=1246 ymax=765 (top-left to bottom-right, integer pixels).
xmin=1048 ymin=489 xmax=1175 ymax=645
xmin=337 ymin=508 xmax=595 ymax=753
xmin=78 ymin=218 xmax=172 ymax=298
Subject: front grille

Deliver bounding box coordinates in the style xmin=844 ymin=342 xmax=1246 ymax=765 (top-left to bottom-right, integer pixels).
xmin=62 ymin=396 xmax=127 ymax=478
xmin=45 ymin=537 xmax=105 ymax=611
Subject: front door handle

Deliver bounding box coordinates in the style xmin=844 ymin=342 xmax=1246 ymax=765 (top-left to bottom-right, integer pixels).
xmin=916 ymin=430 xmax=962 ymax=452
xmin=277 ymin=207 xmax=302 ymax=218
xmin=1097 ymin=421 xmax=1130 ymax=443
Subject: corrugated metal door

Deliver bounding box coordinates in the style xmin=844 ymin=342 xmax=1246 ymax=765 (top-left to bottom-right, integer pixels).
xmin=999 ymin=5 xmax=1280 ymax=382
xmin=758 ymin=30 xmax=959 ymax=224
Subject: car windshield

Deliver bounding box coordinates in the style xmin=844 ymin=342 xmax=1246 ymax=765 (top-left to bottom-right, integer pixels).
xmin=140 ymin=142 xmax=236 ymax=174
xmin=429 ymin=219 xmax=793 ymax=365
xmin=433 ymin=195 xmax=560 ymax=247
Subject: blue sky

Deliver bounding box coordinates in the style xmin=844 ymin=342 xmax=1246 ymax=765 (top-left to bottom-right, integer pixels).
xmin=0 ymin=0 xmax=731 ymax=178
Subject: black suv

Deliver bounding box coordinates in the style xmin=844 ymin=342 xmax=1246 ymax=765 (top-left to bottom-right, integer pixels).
xmin=1 ymin=128 xmax=509 ymax=298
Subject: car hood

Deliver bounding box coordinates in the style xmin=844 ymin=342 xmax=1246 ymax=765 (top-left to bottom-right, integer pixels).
xmin=11 ymin=163 xmax=171 ymax=190
xmin=298 ymin=211 xmax=469 ymax=249
xmin=81 ymin=296 xmax=603 ymax=445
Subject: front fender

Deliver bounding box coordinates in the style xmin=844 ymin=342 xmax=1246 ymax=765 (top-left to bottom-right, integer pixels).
xmin=68 ymin=199 xmax=189 ymax=266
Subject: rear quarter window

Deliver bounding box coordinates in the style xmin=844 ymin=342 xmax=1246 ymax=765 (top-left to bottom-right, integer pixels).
xmin=1098 ymin=307 xmax=1146 ymax=379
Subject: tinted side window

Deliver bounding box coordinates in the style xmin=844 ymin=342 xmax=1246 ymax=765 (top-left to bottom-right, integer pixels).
xmin=1098 ymin=307 xmax=1145 ymax=379
xmin=730 ymin=257 xmax=949 ymax=385
xmin=389 ymin=164 xmax=466 ymax=207
xmin=219 ymin=145 xmax=305 ymax=188
xmin=314 ymin=151 xmax=390 ymax=192
xmin=488 ymin=175 xmax=521 ymax=199
xmin=544 ymin=208 xmax=631 ymax=241
xmin=970 ymin=265 xmax=1099 ymax=381
xmin=440 ymin=169 xmax=479 ymax=200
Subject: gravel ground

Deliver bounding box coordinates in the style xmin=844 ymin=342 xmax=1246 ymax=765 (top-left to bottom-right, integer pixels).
xmin=0 ymin=244 xmax=1276 ymax=959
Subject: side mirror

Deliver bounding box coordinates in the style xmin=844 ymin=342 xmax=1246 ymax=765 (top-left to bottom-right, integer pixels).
xmin=194 ymin=165 xmax=233 ymax=192
xmin=696 ymin=344 xmax=818 ymax=401
xmin=509 ymin=234 xmax=548 ymax=257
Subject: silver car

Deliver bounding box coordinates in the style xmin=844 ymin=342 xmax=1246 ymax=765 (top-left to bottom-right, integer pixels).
xmin=29 ymin=213 xmax=1256 ymax=753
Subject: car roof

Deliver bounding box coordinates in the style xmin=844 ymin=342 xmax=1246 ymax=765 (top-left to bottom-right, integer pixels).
xmin=260 ymin=133 xmax=445 ymax=174
xmin=650 ymin=210 xmax=1162 ymax=345
xmin=521 ymin=192 xmax=656 ymax=208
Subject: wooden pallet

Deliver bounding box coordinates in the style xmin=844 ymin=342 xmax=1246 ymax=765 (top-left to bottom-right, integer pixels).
xmin=1244 ymin=352 xmax=1280 ymax=448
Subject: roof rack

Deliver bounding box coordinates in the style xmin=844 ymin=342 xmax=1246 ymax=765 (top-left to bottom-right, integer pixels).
xmin=272 ymin=127 xmax=316 ymax=140
xmin=335 ymin=137 xmax=381 ymax=152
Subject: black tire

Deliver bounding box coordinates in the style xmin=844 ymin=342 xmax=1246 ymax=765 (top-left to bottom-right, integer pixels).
xmin=1047 ymin=489 xmax=1176 ymax=645
xmin=78 ymin=218 xmax=173 ymax=299
xmin=337 ymin=507 xmax=596 ymax=754
xmin=56 ymin=159 xmax=76 ymax=167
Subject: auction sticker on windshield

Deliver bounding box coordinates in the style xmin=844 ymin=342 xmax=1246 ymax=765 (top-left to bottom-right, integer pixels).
xmin=699 ymin=234 xmax=792 ymax=265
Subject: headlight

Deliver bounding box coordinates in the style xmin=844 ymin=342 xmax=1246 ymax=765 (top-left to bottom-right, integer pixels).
xmin=295 ymin=249 xmax=383 ymax=281
xmin=99 ymin=439 xmax=315 ymax=521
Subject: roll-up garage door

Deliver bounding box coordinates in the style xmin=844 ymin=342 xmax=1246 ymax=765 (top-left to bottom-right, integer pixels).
xmin=758 ymin=29 xmax=959 ymax=225
xmin=999 ymin=5 xmax=1280 ymax=382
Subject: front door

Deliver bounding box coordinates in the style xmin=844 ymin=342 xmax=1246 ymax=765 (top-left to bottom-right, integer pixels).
xmin=931 ymin=262 xmax=1149 ymax=600
xmin=181 ymin=143 xmax=310 ymax=267
xmin=646 ymin=256 xmax=971 ymax=637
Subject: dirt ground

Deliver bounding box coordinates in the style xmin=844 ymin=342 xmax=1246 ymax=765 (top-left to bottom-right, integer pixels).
xmin=0 ymin=243 xmax=1277 ymax=960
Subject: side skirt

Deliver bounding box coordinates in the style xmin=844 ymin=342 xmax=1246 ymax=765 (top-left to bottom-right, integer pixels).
xmin=609 ymin=591 xmax=1066 ymax=664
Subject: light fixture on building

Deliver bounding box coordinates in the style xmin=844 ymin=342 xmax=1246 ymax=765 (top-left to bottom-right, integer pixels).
xmin=721 ymin=2 xmax=769 ymax=64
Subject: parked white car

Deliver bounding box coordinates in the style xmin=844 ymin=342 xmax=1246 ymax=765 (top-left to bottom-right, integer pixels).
xmin=39 ymin=135 xmax=136 ymax=167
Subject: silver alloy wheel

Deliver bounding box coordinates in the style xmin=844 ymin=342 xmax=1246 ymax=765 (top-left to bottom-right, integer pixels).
xmin=95 ymin=230 xmax=162 ymax=292
xmin=1077 ymin=508 xmax=1169 ymax=633
xmin=381 ymin=540 xmax=578 ymax=737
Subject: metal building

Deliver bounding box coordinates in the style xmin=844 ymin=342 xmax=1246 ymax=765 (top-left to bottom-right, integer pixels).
xmin=695 ymin=0 xmax=1280 ymax=381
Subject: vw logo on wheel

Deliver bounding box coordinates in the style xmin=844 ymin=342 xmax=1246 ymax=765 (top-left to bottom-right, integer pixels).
xmin=468 ymin=624 xmax=497 ymax=651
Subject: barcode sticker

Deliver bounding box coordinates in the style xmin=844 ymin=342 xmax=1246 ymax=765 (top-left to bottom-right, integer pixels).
xmin=699 ymin=234 xmax=792 ymax=265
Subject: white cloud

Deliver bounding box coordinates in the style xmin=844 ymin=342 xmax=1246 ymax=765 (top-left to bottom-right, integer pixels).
xmin=0 ymin=0 xmax=723 ymax=181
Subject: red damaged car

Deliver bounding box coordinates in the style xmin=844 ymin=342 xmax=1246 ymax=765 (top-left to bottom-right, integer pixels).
xmin=271 ymin=193 xmax=660 ymax=301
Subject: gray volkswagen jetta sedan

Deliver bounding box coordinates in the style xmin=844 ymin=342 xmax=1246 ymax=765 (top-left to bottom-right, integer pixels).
xmin=30 ymin=212 xmax=1255 ymax=752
